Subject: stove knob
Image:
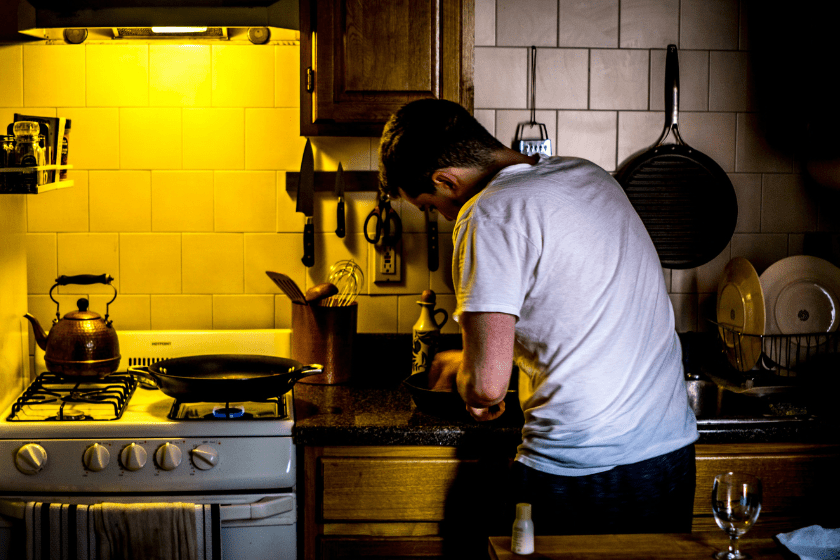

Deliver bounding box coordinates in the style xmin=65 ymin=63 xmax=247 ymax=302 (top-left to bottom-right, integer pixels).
xmin=190 ymin=444 xmax=218 ymax=470
xmin=15 ymin=443 xmax=47 ymax=475
xmin=119 ymin=443 xmax=148 ymax=471
xmin=155 ymin=443 xmax=182 ymax=471
xmin=83 ymin=443 xmax=111 ymax=472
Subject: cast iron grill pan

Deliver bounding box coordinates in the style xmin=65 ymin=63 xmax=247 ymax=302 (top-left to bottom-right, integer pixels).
xmin=615 ymin=45 xmax=737 ymax=269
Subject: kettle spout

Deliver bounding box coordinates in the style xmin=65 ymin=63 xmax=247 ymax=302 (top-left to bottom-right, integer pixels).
xmin=24 ymin=313 xmax=48 ymax=351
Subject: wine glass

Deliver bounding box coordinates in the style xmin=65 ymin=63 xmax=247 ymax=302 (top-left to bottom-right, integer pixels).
xmin=711 ymin=472 xmax=763 ymax=560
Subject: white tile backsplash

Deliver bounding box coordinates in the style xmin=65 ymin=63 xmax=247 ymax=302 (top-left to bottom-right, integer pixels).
xmin=0 ymin=46 xmax=23 ymax=106
xmin=23 ymin=45 xmax=85 ymax=107
xmin=559 ymin=0 xmax=618 ymax=48
xmin=496 ymin=0 xmax=557 ymax=47
xmin=679 ymin=0 xmax=739 ymax=50
xmin=535 ymin=48 xmax=588 ymax=109
xmin=619 ymin=0 xmax=679 ymax=49
xmin=555 ymin=110 xmax=617 ymax=171
xmin=590 ymin=49 xmax=649 ymax=110
xmin=7 ymin=0 xmax=835 ymax=334
xmin=474 ymin=47 xmax=528 ymax=108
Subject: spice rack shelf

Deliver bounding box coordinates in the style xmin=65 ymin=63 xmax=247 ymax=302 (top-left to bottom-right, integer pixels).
xmin=0 ymin=165 xmax=74 ymax=194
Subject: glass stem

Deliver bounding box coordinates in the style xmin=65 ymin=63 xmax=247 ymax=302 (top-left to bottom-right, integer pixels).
xmin=729 ymin=535 xmax=740 ymax=557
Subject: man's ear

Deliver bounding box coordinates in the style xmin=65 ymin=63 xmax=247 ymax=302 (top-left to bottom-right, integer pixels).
xmin=431 ymin=169 xmax=460 ymax=194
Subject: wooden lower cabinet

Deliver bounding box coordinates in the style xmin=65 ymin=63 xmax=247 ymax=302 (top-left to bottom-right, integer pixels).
xmin=303 ymin=443 xmax=840 ymax=559
xmin=692 ymin=443 xmax=840 ymax=534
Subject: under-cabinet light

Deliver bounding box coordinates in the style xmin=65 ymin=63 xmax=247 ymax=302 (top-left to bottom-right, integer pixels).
xmin=151 ymin=27 xmax=209 ymax=34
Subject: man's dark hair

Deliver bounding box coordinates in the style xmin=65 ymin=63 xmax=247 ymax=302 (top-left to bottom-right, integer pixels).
xmin=378 ymin=99 xmax=505 ymax=199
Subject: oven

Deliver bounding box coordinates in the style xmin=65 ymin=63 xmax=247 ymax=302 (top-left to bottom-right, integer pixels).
xmin=0 ymin=329 xmax=299 ymax=560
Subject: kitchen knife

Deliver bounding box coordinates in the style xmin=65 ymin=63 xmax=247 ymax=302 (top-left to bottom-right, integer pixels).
xmin=426 ymin=207 xmax=439 ymax=272
xmin=334 ymin=162 xmax=346 ymax=238
xmin=296 ymin=139 xmax=315 ymax=267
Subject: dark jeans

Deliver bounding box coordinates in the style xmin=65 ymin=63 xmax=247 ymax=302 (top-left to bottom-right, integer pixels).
xmin=511 ymin=443 xmax=696 ymax=535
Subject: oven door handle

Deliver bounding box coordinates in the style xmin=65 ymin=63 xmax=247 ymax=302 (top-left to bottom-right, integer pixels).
xmin=0 ymin=500 xmax=24 ymax=520
xmin=1 ymin=497 xmax=294 ymax=522
xmin=220 ymin=496 xmax=294 ymax=522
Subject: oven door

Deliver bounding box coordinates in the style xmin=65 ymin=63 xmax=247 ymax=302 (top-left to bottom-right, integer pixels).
xmin=0 ymin=492 xmax=296 ymax=560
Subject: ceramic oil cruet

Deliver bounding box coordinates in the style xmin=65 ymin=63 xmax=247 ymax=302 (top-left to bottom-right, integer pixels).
xmin=412 ymin=289 xmax=449 ymax=376
xmin=24 ymin=274 xmax=120 ymax=379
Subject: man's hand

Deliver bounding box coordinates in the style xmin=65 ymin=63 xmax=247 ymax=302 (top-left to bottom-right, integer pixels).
xmin=427 ymin=349 xmax=463 ymax=391
xmin=466 ymin=401 xmax=506 ymax=422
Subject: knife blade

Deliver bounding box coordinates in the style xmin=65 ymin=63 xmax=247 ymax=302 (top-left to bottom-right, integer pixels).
xmin=334 ymin=162 xmax=346 ymax=238
xmin=426 ymin=207 xmax=439 ymax=272
xmin=296 ymin=139 xmax=315 ymax=267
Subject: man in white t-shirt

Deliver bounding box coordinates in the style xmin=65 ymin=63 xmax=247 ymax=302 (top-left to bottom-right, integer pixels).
xmin=378 ymin=99 xmax=698 ymax=534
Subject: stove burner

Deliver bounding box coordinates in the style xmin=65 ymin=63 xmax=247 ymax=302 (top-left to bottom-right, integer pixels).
xmin=211 ymin=406 xmax=247 ymax=419
xmin=169 ymin=398 xmax=287 ymax=420
xmin=46 ymin=410 xmax=90 ymax=421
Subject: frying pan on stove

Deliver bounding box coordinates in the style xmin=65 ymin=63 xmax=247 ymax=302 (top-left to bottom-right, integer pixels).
xmin=129 ymin=355 xmax=322 ymax=402
xmin=615 ymin=45 xmax=738 ymax=269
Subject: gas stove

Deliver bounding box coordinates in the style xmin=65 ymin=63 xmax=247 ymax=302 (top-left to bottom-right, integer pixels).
xmin=0 ymin=329 xmax=296 ymax=491
xmin=0 ymin=330 xmax=300 ymax=560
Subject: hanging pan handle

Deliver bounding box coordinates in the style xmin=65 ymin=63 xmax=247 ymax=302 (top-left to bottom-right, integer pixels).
xmin=655 ymin=44 xmax=685 ymax=147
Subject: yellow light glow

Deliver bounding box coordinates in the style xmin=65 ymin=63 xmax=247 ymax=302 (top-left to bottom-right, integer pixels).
xmin=151 ymin=27 xmax=208 ymax=34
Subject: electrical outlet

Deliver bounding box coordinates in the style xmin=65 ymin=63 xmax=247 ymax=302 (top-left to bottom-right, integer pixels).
xmin=374 ymin=242 xmax=401 ymax=282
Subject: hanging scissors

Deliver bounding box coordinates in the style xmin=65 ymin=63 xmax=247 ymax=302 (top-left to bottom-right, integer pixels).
xmin=364 ymin=192 xmax=402 ymax=246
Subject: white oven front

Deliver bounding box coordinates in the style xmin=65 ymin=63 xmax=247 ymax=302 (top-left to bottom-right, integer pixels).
xmin=0 ymin=492 xmax=296 ymax=560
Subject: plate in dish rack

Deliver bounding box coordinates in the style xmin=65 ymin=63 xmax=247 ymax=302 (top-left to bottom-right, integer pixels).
xmin=758 ymin=255 xmax=840 ymax=371
xmin=717 ymin=257 xmax=766 ymax=371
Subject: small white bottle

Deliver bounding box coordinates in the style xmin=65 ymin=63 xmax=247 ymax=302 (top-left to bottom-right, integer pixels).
xmin=511 ymin=502 xmax=534 ymax=555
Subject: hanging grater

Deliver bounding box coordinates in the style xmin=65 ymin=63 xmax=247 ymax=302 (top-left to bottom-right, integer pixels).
xmin=515 ymin=46 xmax=552 ymax=157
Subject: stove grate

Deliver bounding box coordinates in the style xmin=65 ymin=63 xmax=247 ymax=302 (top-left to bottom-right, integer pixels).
xmin=6 ymin=372 xmax=138 ymax=422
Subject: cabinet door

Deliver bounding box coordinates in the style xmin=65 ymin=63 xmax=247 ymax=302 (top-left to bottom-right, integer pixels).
xmin=300 ymin=0 xmax=474 ymax=136
xmin=693 ymin=443 xmax=840 ymax=533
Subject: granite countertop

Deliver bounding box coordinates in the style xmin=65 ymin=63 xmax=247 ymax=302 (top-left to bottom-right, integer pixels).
xmin=292 ymin=381 xmax=836 ymax=447
xmin=292 ymin=334 xmax=838 ymax=448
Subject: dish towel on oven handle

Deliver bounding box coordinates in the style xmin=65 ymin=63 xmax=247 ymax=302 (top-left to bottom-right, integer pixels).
xmin=24 ymin=501 xmax=221 ymax=560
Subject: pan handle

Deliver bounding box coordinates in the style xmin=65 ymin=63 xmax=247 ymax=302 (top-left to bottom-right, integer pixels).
xmin=293 ymin=364 xmax=324 ymax=381
xmin=654 ymin=44 xmax=685 ymax=147
xmin=127 ymin=365 xmax=160 ymax=389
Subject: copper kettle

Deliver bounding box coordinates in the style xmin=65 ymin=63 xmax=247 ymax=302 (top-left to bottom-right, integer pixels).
xmin=24 ymin=274 xmax=120 ymax=379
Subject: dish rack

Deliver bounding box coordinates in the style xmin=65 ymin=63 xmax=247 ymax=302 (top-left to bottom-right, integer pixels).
xmin=0 ymin=165 xmax=74 ymax=194
xmin=714 ymin=321 xmax=839 ymax=376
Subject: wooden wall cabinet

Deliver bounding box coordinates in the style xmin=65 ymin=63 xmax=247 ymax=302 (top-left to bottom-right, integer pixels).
xmin=304 ymin=443 xmax=840 ymax=559
xmin=299 ymin=0 xmax=474 ymax=137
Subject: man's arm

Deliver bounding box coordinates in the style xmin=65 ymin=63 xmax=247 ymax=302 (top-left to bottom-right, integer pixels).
xmin=457 ymin=311 xmax=516 ymax=420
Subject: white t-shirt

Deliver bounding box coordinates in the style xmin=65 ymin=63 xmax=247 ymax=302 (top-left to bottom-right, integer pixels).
xmin=452 ymin=156 xmax=698 ymax=476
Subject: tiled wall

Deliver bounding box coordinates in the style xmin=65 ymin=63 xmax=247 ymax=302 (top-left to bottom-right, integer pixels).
xmin=472 ymin=0 xmax=837 ymax=332
xmin=1 ymin=0 xmax=836 ymax=345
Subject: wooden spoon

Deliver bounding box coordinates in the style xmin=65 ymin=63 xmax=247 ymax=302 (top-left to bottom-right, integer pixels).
xmin=305 ymin=282 xmax=339 ymax=305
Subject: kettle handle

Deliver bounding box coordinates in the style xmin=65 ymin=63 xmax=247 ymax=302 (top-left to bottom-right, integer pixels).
xmin=49 ymin=274 xmax=117 ymax=321
xmin=56 ymin=274 xmax=114 ymax=286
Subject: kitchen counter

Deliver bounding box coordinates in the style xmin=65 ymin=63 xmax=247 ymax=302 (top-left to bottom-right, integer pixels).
xmin=488 ymin=532 xmax=791 ymax=560
xmin=292 ymin=381 xmax=836 ymax=447
xmin=292 ymin=334 xmax=838 ymax=448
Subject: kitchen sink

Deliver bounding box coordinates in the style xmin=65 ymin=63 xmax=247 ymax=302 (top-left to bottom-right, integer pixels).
xmin=687 ymin=373 xmax=813 ymax=424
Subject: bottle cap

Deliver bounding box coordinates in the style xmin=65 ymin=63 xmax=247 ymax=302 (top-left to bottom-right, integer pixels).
xmin=419 ymin=289 xmax=436 ymax=304
xmin=515 ymin=503 xmax=531 ymax=520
